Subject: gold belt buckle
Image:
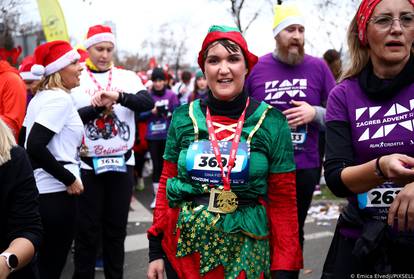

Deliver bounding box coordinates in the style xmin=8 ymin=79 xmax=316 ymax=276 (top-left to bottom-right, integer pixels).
xmin=207 ymin=188 xmax=238 ymax=214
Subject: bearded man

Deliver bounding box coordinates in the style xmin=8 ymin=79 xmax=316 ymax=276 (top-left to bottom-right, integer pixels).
xmin=246 ymin=2 xmax=336 ymax=250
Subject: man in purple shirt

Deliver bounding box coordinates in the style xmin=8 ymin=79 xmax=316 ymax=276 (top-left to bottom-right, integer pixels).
xmin=246 ymin=2 xmax=336 ymax=248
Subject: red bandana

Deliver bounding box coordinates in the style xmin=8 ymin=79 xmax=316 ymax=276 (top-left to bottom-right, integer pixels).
xmin=357 ymin=0 xmax=414 ymax=46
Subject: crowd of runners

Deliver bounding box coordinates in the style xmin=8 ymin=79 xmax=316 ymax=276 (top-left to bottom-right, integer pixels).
xmin=1 ymin=0 xmax=414 ymax=278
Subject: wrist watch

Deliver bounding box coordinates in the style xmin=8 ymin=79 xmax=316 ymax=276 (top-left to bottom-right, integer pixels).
xmin=0 ymin=252 xmax=18 ymax=272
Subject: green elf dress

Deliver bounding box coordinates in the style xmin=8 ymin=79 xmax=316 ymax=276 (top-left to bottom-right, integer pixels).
xmin=148 ymin=96 xmax=303 ymax=279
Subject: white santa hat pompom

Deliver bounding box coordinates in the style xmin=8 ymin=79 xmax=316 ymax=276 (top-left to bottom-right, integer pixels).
xmin=31 ymin=64 xmax=45 ymax=77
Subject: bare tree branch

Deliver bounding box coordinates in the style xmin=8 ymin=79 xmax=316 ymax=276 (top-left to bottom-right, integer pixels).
xmin=140 ymin=23 xmax=190 ymax=72
xmin=243 ymin=11 xmax=259 ymax=34
xmin=1 ymin=0 xmax=22 ymax=49
xmin=217 ymin=0 xmax=272 ymax=34
xmin=236 ymin=0 xmax=246 ymax=29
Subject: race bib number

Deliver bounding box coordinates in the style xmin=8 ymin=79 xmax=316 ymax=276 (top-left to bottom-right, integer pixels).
xmin=186 ymin=141 xmax=249 ymax=185
xmin=92 ymin=156 xmax=127 ymax=174
xmin=291 ymin=125 xmax=307 ymax=150
xmin=357 ymin=182 xmax=402 ymax=222
xmin=149 ymin=121 xmax=167 ymax=132
xmin=193 ymin=154 xmax=244 ymax=172
xmin=291 ymin=132 xmax=306 ymax=144
xmin=358 ymin=187 xmax=401 ymax=208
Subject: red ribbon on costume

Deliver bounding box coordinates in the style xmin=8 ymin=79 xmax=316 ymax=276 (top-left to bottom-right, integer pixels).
xmin=205 ymin=97 xmax=249 ymax=191
xmin=357 ymin=0 xmax=414 ymax=46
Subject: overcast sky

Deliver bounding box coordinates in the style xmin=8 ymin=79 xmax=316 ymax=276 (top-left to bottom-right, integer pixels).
xmin=22 ymin=0 xmax=358 ymax=66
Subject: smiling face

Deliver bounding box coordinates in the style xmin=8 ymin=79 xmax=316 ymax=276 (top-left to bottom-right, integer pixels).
xmin=87 ymin=41 xmax=114 ymax=71
xmin=59 ymin=60 xmax=83 ymax=90
xmin=203 ymin=41 xmax=248 ymax=101
xmin=275 ymin=24 xmax=305 ymax=65
xmin=367 ymin=0 xmax=414 ymax=68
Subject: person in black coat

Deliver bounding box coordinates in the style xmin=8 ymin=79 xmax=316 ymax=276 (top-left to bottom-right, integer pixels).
xmin=0 ymin=119 xmax=42 ymax=279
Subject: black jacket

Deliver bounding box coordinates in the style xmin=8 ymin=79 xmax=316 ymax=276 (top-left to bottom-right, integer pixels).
xmin=0 ymin=146 xmax=42 ymax=253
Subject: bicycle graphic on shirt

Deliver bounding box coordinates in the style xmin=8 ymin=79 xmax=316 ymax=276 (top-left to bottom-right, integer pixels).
xmin=85 ymin=112 xmax=130 ymax=141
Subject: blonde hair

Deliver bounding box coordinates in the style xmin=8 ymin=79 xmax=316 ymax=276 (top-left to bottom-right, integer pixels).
xmin=340 ymin=14 xmax=370 ymax=81
xmin=33 ymin=71 xmax=68 ymax=94
xmin=0 ymin=119 xmax=16 ymax=166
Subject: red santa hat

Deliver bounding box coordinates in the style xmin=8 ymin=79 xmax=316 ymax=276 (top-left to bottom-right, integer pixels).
xmin=84 ymin=25 xmax=116 ymax=49
xmin=19 ymin=55 xmax=42 ymax=80
xmin=31 ymin=40 xmax=80 ymax=77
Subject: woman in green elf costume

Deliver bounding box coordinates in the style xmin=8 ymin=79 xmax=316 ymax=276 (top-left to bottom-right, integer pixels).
xmin=147 ymin=25 xmax=303 ymax=279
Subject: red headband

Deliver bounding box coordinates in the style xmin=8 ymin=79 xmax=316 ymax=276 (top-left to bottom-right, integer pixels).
xmin=197 ymin=29 xmax=258 ymax=73
xmin=357 ymin=0 xmax=414 ymax=46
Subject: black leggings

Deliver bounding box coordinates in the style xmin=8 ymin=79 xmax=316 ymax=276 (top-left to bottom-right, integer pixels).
xmin=134 ymin=151 xmax=146 ymax=180
xmin=73 ymin=166 xmax=134 ymax=279
xmin=296 ymin=168 xmax=320 ymax=248
xmin=317 ymin=130 xmax=326 ymax=183
xmin=148 ymin=140 xmax=166 ymax=183
xmin=38 ymin=191 xmax=77 ymax=279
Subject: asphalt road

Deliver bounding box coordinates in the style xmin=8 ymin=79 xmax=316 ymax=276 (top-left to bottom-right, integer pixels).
xmin=61 ymin=179 xmax=339 ymax=279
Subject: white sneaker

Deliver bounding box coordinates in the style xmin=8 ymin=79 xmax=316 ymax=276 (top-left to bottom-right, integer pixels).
xmin=150 ymin=183 xmax=159 ymax=209
xmin=94 ymin=259 xmax=104 ymax=271
xmin=142 ymin=155 xmax=153 ymax=178
xmin=150 ymin=198 xmax=156 ymax=209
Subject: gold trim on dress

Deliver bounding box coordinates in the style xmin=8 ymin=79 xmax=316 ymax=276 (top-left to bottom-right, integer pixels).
xmin=189 ymin=101 xmax=199 ymax=142
xmin=247 ymin=105 xmax=271 ymax=144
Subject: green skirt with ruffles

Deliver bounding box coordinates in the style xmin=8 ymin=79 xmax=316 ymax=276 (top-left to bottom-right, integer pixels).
xmin=176 ymin=202 xmax=270 ymax=279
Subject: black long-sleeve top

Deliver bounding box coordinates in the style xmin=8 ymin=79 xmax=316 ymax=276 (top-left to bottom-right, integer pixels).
xmin=0 ymin=146 xmax=43 ymax=252
xmin=323 ymin=120 xmax=355 ymax=197
xmin=21 ymin=123 xmax=77 ymax=187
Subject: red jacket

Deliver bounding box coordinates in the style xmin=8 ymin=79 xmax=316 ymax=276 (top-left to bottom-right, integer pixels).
xmin=0 ymin=61 xmax=27 ymax=139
